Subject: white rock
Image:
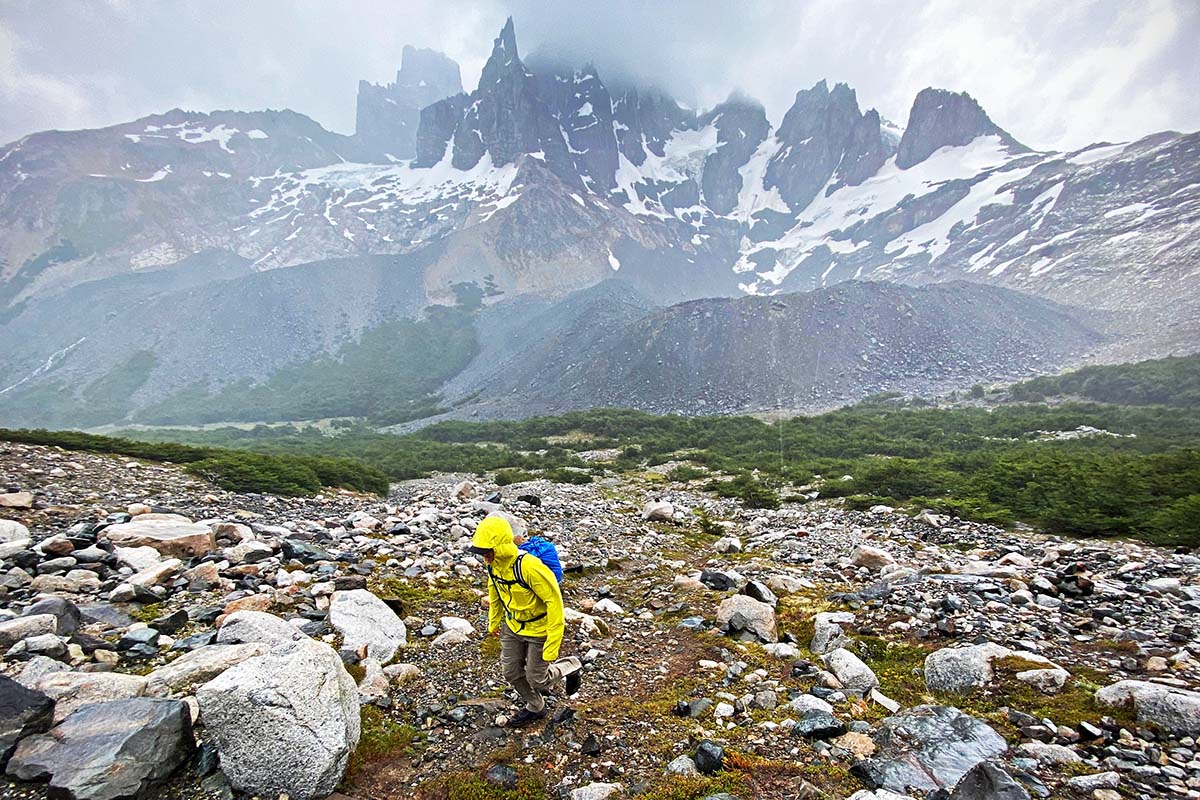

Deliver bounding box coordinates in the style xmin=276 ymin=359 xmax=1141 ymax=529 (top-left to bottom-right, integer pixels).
xmin=115 ymin=546 xmax=163 ymax=571
xmin=641 ymin=500 xmax=674 ymax=522
xmin=1095 ymin=680 xmax=1200 ymax=735
xmin=715 ymin=594 xmax=777 ymax=643
xmin=822 ymin=648 xmax=879 ymax=695
xmin=713 ymin=536 xmax=742 ymax=554
xmin=329 ymin=589 xmax=407 ymax=662
xmin=440 ymin=616 xmax=475 ymax=635
xmin=592 ymin=598 xmax=625 ymax=616
xmin=569 ymin=783 xmax=622 ymax=800
xmin=850 ymin=544 xmax=895 ymax=569
xmin=0 ymin=519 xmax=30 ymax=542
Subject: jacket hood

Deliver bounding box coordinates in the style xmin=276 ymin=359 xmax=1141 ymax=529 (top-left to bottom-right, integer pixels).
xmin=472 ymin=516 xmax=518 ymax=562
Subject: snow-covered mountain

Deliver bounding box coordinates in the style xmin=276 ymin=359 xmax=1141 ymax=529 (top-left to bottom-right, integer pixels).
xmin=0 ymin=17 xmax=1196 ymax=426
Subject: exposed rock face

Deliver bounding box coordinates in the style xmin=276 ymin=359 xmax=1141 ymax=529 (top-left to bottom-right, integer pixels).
xmin=6 ymin=698 xmax=194 ymax=800
xmin=896 ymin=88 xmax=1025 ymax=169
xmin=532 ymin=64 xmax=619 ymax=193
xmin=765 ymin=80 xmax=888 ymax=210
xmin=698 ymin=96 xmax=770 ymax=214
xmin=196 ymin=639 xmax=361 ymax=800
xmin=354 ymin=46 xmax=462 ymax=160
xmin=853 ymin=705 xmax=1008 ymax=794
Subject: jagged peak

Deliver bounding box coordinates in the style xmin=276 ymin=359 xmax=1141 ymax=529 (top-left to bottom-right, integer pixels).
xmin=479 ymin=17 xmax=527 ymax=88
xmin=896 ymin=86 xmax=1026 ymax=168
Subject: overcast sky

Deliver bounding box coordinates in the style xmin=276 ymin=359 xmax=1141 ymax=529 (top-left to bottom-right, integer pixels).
xmin=2 ymin=0 xmax=1198 ymax=151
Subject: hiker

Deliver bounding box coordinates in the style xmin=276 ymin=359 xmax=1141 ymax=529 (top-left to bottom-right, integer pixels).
xmin=471 ymin=516 xmax=582 ymax=726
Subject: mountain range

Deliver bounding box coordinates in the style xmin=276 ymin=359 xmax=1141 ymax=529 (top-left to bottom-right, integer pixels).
xmin=1 ymin=18 xmax=1196 ymax=428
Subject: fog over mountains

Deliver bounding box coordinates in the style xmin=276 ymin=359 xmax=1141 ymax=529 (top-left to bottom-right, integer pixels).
xmin=1 ymin=18 xmax=1196 ymax=428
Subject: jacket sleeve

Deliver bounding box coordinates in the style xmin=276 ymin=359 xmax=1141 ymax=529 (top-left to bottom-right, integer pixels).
xmin=486 ymin=574 xmax=502 ymax=634
xmin=527 ymin=559 xmax=565 ymax=661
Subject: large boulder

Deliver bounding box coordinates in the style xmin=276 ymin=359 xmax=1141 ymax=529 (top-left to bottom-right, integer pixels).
xmin=852 ymin=705 xmax=1008 ymax=794
xmin=925 ymin=643 xmax=1013 ymax=694
xmin=1095 ymin=680 xmax=1200 ymax=735
xmin=925 ymin=642 xmax=1067 ymax=695
xmin=197 ymin=638 xmax=361 ymax=800
xmin=0 ymin=675 xmax=54 ymax=767
xmin=0 ymin=520 xmax=30 ymax=542
xmin=641 ymin=500 xmax=675 ymax=522
xmin=35 ymin=672 xmax=148 ymax=724
xmin=329 ymin=589 xmax=408 ymax=661
xmin=715 ymin=594 xmax=778 ymax=643
xmin=6 ymin=697 xmax=193 ymax=800
xmin=216 ymin=610 xmax=309 ymax=648
xmin=145 ymin=643 xmax=270 ymax=697
xmin=99 ymin=517 xmax=215 ymax=559
xmin=822 ymin=648 xmax=879 ymax=696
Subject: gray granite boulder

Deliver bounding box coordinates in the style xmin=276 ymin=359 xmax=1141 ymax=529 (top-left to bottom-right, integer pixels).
xmin=196 ymin=638 xmax=360 ymax=800
xmin=329 ymin=589 xmax=408 ymax=661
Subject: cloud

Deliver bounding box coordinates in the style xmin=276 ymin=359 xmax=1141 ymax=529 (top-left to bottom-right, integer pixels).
xmin=0 ymin=0 xmax=1197 ymax=150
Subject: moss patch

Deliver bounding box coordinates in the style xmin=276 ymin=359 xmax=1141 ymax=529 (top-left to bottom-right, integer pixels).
xmin=345 ymin=706 xmax=420 ymax=781
xmin=416 ymin=768 xmax=551 ymax=800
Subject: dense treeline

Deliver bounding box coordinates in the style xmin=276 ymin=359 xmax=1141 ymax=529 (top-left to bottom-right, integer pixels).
xmin=118 ymin=401 xmax=1200 ymax=547
xmin=1008 ymin=353 xmax=1200 ymax=406
xmin=0 ymin=429 xmax=388 ymax=496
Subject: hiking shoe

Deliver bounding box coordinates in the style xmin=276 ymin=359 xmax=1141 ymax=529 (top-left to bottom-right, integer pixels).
xmin=506 ymin=708 xmax=546 ymax=728
xmin=565 ymin=665 xmax=583 ymax=696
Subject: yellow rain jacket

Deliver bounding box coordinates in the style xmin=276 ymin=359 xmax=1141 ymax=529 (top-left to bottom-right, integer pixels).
xmin=473 ymin=516 xmax=565 ymax=661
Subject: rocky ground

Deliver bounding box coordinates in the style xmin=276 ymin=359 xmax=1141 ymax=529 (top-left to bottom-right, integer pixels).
xmin=1 ymin=440 xmax=1199 ymax=800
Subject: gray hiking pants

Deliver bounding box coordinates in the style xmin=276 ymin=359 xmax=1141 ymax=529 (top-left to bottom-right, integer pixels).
xmin=499 ymin=624 xmax=581 ymax=712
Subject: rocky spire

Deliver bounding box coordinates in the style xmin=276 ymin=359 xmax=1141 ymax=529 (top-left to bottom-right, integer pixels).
xmin=895 ymin=88 xmax=1026 ymax=169
xmin=353 ymin=46 xmax=461 ymax=161
xmin=765 ymin=80 xmax=886 ymax=211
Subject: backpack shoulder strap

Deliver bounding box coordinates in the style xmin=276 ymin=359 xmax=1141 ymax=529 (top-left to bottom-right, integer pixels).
xmin=512 ymin=552 xmax=532 ymax=592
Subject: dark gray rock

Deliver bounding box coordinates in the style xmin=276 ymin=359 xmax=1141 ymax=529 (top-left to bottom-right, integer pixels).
xmin=896 ymin=88 xmax=1026 ymax=169
xmin=22 ymin=598 xmax=81 ymax=635
xmin=6 ymin=697 xmax=193 ymax=800
xmin=932 ymin=760 xmax=1031 ymax=800
xmin=694 ymin=740 xmax=724 ymax=775
xmin=791 ymin=709 xmax=847 ymax=740
xmin=0 ymin=675 xmax=54 ymax=767
xmin=852 ymin=705 xmax=1008 ymax=794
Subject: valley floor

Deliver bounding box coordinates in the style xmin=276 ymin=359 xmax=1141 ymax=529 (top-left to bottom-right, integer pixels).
xmin=0 ymin=443 xmax=1198 ymax=799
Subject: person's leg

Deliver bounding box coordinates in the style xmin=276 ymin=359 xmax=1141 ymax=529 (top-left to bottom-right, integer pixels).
xmin=500 ymin=625 xmax=541 ymax=712
xmin=523 ymin=634 xmax=583 ymax=700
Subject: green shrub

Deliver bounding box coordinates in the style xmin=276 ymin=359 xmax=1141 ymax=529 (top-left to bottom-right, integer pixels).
xmin=706 ymin=473 xmax=780 ymax=509
xmin=667 ymin=464 xmax=707 ymax=482
xmin=543 ymin=467 xmax=592 ymax=485
xmin=494 ymin=468 xmax=536 ymax=486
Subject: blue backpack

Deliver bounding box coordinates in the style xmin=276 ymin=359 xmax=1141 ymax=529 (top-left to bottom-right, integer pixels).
xmin=518 ymin=536 xmax=564 ymax=584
